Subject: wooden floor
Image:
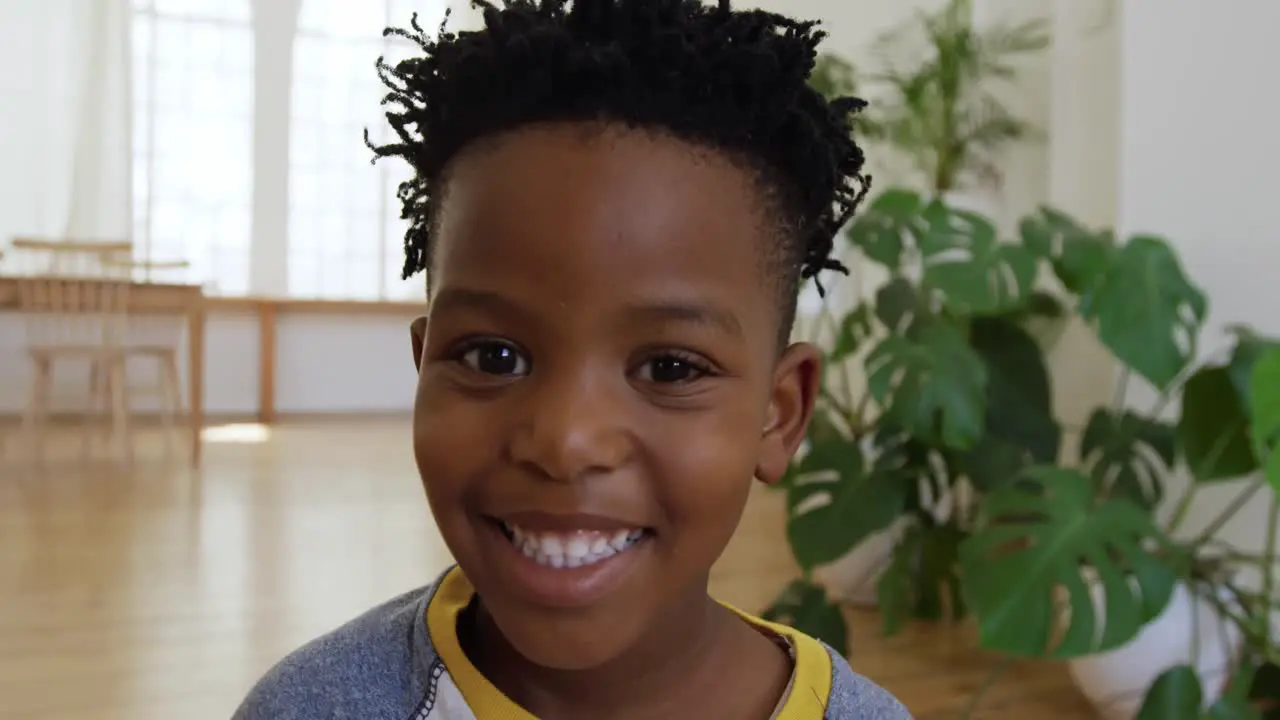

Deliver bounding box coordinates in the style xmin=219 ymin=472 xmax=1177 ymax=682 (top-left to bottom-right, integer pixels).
xmin=0 ymin=421 xmax=1096 ymax=719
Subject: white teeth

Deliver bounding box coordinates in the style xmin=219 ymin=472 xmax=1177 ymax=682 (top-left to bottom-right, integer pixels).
xmin=609 ymin=531 xmax=631 ymax=550
xmin=500 ymin=522 xmax=646 ymax=569
xmin=566 ymin=537 xmax=590 ymax=559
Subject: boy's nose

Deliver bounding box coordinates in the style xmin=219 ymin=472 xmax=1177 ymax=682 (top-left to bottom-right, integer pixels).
xmin=507 ymin=370 xmax=633 ymax=484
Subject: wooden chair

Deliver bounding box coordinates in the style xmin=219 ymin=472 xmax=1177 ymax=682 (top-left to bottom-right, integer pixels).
xmin=7 ymin=239 xmax=137 ymax=464
xmin=100 ymin=257 xmax=192 ymax=460
xmin=16 ymin=272 xmax=133 ymax=464
xmin=10 ymin=238 xmax=133 ymax=276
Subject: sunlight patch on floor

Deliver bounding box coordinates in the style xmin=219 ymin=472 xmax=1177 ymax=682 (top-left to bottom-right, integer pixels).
xmin=201 ymin=423 xmax=271 ymax=444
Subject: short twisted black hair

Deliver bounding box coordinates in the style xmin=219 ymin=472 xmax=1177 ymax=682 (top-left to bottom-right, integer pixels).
xmin=368 ymin=0 xmax=870 ymax=334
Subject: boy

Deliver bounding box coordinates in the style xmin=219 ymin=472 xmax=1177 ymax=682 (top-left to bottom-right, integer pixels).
xmin=234 ymin=0 xmax=910 ymax=717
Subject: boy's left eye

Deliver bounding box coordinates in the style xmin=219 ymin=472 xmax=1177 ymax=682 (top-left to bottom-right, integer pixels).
xmin=635 ymin=355 xmax=712 ymax=384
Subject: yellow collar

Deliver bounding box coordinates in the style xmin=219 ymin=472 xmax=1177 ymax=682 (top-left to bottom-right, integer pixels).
xmin=425 ymin=566 xmax=833 ymax=719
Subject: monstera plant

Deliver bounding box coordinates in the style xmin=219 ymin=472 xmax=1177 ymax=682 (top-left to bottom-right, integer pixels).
xmin=762 ymin=190 xmax=1280 ymax=717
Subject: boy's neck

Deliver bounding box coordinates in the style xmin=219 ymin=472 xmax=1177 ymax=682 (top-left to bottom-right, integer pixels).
xmin=462 ymin=587 xmax=790 ymax=719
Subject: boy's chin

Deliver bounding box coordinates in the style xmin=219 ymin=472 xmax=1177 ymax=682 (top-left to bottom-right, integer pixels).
xmin=488 ymin=602 xmax=652 ymax=671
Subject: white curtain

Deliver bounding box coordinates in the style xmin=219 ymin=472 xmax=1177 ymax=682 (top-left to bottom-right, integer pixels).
xmin=0 ymin=0 xmax=133 ymax=246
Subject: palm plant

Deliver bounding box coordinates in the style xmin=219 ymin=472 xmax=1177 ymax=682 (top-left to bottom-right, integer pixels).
xmin=864 ymin=0 xmax=1049 ymax=193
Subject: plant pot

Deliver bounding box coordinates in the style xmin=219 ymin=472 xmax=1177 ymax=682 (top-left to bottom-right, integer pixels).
xmin=1066 ymin=580 xmax=1240 ymax=720
xmin=813 ymin=525 xmax=898 ymax=607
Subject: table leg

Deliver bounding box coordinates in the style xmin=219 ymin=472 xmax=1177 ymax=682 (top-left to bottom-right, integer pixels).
xmin=188 ymin=304 xmax=206 ymax=467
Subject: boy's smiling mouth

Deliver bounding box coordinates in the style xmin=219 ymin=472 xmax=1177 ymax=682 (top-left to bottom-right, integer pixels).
xmin=498 ymin=521 xmax=647 ymax=569
xmin=478 ymin=511 xmax=655 ymax=608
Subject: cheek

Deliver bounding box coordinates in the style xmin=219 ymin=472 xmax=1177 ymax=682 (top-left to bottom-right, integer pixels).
xmin=412 ymin=380 xmax=493 ymax=511
xmin=645 ymin=393 xmax=767 ymax=551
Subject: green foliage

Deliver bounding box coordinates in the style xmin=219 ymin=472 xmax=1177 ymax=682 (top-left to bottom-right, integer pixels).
xmin=964 ymin=317 xmax=1059 ymax=490
xmin=864 ymin=0 xmax=1050 ymax=192
xmin=1136 ymin=666 xmax=1204 ymax=720
xmin=1247 ymin=661 xmax=1280 ymax=720
xmin=761 ymin=579 xmax=849 ymax=658
xmin=1020 ymin=206 xmax=1114 ymax=294
xmin=763 ymin=185 xmax=1280 ymax=717
xmin=866 ymin=322 xmax=988 ymax=449
xmin=1135 ymin=664 xmax=1263 ymax=720
xmin=1180 ymin=367 xmax=1259 ymax=481
xmin=846 ymin=190 xmax=923 ymax=269
xmin=1228 ymin=328 xmax=1280 ymax=418
xmin=1082 ymin=409 xmax=1176 ymax=508
xmin=809 ymin=53 xmax=858 ymax=100
xmin=784 ymin=438 xmax=909 ymax=570
xmin=830 ymin=304 xmax=875 ymax=362
xmin=1084 ymin=236 xmax=1207 ymax=389
xmin=918 ymin=204 xmax=1038 ymax=314
xmin=877 ymin=523 xmax=967 ymax=636
xmin=764 ymin=2 xmax=1280 ymax=714
xmin=1021 ymin=214 xmax=1208 ymax=390
xmin=1251 ymin=349 xmax=1280 ymax=494
xmin=960 ymin=467 xmax=1177 ymax=658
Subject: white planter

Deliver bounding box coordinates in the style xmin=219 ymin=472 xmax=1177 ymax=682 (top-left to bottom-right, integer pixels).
xmin=1067 ymin=581 xmax=1240 ymax=720
xmin=813 ymin=526 xmax=897 ymax=607
xmin=813 ymin=446 xmax=959 ymax=608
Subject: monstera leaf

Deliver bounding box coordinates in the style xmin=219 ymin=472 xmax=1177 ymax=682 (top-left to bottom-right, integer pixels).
xmin=1020 ymin=208 xmax=1116 ymax=295
xmin=869 ymin=425 xmax=951 ymax=512
xmin=917 ymin=202 xmax=1038 ymax=314
xmin=1136 ymin=666 xmax=1204 ymax=720
xmin=959 ymin=467 xmax=1178 ymax=658
xmin=1082 ymin=409 xmax=1177 ymax=508
xmin=1019 ymin=206 xmax=1089 ymax=257
xmin=1248 ymin=661 xmax=1280 ymax=720
xmin=762 ymin=579 xmax=848 ymax=657
xmin=877 ymin=523 xmax=967 ymax=637
xmin=1179 ymin=366 xmax=1259 ymax=482
xmin=1022 ymin=210 xmax=1209 ymax=392
xmin=785 ymin=438 xmax=910 ymax=570
xmin=963 ymin=317 xmax=1060 ymax=490
xmin=1022 ymin=209 xmax=1208 ymax=389
xmin=866 ymin=321 xmax=988 ymax=450
xmin=874 ymin=277 xmax=931 ymax=333
xmin=1134 ymin=664 xmax=1261 ymax=720
xmin=1250 ymin=348 xmax=1280 ymax=494
xmin=830 ymin=303 xmax=875 ymax=362
xmin=845 ymin=189 xmax=924 ymax=270
xmin=1227 ymin=327 xmax=1280 ymax=418
xmin=1085 ymin=235 xmax=1207 ymax=389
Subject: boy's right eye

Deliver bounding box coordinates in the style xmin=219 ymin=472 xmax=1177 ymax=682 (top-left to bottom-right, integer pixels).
xmin=456 ymin=339 xmax=531 ymax=377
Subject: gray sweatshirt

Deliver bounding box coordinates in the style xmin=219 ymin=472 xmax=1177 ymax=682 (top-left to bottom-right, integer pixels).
xmin=233 ymin=566 xmax=912 ymax=719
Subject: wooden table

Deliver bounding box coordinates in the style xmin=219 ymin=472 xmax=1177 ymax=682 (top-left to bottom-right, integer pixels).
xmin=0 ymin=278 xmax=206 ymax=466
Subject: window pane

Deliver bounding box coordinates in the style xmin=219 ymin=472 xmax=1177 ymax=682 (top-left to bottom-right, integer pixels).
xmin=132 ymin=0 xmax=252 ymax=295
xmin=288 ymin=0 xmax=446 ymax=300
xmin=151 ymin=0 xmax=250 ymax=22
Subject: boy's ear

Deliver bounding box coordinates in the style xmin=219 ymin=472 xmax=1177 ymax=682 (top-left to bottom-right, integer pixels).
xmin=409 ymin=316 xmax=428 ymax=371
xmin=756 ymin=342 xmax=821 ymax=485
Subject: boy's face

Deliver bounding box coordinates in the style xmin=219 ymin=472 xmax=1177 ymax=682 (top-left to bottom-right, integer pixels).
xmin=409 ymin=123 xmax=819 ymax=670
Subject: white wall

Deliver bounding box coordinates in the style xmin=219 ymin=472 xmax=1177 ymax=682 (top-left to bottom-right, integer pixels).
xmin=273 ymin=314 xmax=418 ymax=414
xmin=1117 ymin=1 xmax=1280 ymax=550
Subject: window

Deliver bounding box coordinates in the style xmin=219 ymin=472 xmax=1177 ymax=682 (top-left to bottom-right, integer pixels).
xmin=132 ymin=0 xmax=254 ymax=295
xmin=288 ymin=0 xmax=443 ymax=301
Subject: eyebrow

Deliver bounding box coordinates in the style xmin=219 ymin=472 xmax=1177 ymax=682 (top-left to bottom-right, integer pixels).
xmin=429 ymin=287 xmax=534 ymax=324
xmin=618 ymin=300 xmax=743 ymax=338
xmin=430 ymin=287 xmax=742 ymax=337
